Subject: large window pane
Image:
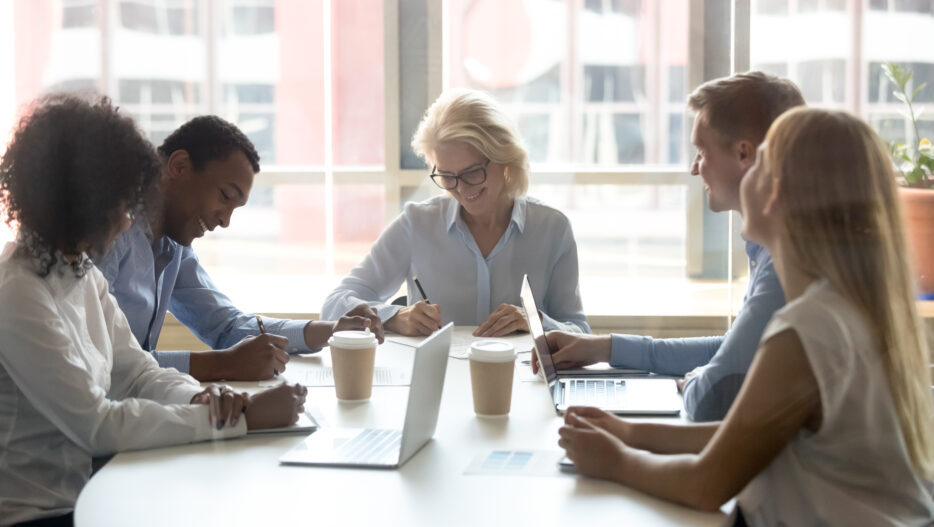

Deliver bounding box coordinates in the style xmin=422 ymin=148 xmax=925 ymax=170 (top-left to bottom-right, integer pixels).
xmin=446 ymin=0 xmax=687 ymax=166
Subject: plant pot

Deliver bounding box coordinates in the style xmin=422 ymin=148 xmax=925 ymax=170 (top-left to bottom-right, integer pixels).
xmin=900 ymin=187 xmax=934 ymax=295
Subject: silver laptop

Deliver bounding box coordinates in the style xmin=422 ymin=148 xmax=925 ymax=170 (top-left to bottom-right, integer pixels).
xmin=520 ymin=276 xmax=682 ymax=416
xmin=279 ymin=323 xmax=453 ymax=469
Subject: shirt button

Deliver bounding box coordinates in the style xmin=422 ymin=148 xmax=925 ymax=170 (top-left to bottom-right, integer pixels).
xmin=750 ymin=260 xmax=757 ymax=267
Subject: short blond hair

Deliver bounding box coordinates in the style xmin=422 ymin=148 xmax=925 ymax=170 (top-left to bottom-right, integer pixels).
xmin=411 ymin=88 xmax=529 ymax=198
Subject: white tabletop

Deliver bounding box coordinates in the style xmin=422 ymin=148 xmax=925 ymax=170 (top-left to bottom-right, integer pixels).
xmin=75 ymin=327 xmax=726 ymax=526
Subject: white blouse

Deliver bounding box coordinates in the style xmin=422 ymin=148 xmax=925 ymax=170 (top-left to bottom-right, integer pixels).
xmin=0 ymin=243 xmax=245 ymax=525
xmin=738 ymin=279 xmax=934 ymax=526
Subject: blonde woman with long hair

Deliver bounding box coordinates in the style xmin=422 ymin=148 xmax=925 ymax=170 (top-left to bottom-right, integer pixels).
xmin=321 ymin=88 xmax=589 ymax=337
xmin=558 ymin=107 xmax=934 ymax=525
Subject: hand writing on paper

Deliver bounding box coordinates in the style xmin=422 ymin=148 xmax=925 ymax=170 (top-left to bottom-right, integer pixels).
xmin=473 ymin=304 xmax=528 ymax=337
xmin=190 ymin=333 xmax=290 ymax=382
xmin=385 ymin=300 xmax=442 ymax=336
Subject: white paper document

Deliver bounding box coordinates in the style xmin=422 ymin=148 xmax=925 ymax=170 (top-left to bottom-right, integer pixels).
xmin=388 ymin=326 xmax=534 ymax=359
xmin=288 ymin=366 xmax=410 ymax=387
xmin=464 ymin=449 xmax=566 ymax=477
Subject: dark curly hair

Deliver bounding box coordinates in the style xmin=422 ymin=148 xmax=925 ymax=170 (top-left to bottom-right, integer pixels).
xmin=0 ymin=94 xmax=161 ymax=276
xmin=157 ymin=115 xmax=260 ymax=173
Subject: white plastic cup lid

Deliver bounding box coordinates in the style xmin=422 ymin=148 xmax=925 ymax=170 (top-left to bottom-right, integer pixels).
xmin=329 ymin=329 xmax=378 ymax=349
xmin=468 ymin=340 xmax=516 ymax=363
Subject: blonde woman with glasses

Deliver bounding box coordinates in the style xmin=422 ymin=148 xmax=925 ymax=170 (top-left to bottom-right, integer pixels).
xmin=558 ymin=107 xmax=934 ymax=525
xmin=322 ymin=88 xmax=589 ymax=337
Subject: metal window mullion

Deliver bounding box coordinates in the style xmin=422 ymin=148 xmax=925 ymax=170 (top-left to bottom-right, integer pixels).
xmin=324 ymin=0 xmax=334 ymax=276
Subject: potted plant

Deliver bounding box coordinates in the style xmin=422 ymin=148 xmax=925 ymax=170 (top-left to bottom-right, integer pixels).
xmin=882 ymin=63 xmax=934 ymax=297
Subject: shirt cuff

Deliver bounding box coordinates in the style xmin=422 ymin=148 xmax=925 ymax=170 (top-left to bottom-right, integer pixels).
xmin=376 ymin=304 xmax=403 ymax=324
xmin=152 ymin=350 xmax=191 ymax=374
xmin=279 ymin=319 xmax=312 ymax=353
xmin=609 ymin=334 xmax=654 ymax=371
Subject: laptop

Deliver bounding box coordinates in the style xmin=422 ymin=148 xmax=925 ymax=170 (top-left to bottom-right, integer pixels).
xmin=279 ymin=323 xmax=453 ymax=469
xmin=520 ymin=275 xmax=682 ymax=416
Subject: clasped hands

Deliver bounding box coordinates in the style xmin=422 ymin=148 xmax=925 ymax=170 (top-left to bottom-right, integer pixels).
xmin=190 ymin=382 xmax=308 ymax=431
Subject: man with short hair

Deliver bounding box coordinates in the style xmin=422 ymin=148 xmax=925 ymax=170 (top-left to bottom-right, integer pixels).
xmin=538 ymin=71 xmax=805 ymax=421
xmin=97 ymin=116 xmax=382 ymax=382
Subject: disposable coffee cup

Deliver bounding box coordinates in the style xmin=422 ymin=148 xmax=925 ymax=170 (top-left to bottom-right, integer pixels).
xmin=468 ymin=340 xmax=516 ymax=417
xmin=329 ymin=329 xmax=378 ymax=401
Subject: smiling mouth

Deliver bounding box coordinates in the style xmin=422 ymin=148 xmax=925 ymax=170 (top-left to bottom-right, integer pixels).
xmin=198 ymin=218 xmax=208 ymax=234
xmin=461 ymin=187 xmax=485 ymax=202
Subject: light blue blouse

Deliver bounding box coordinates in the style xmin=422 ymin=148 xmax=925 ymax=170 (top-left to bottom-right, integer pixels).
xmin=321 ymin=195 xmax=590 ymax=334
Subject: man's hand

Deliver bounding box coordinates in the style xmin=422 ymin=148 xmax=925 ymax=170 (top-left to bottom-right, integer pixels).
xmin=676 ymin=366 xmax=704 ymax=393
xmin=531 ymin=332 xmax=612 ymax=374
xmin=190 ymin=384 xmax=251 ymax=430
xmin=245 ymin=382 xmax=308 ymax=430
xmin=189 ymin=333 xmax=290 ymax=382
xmin=473 ymin=304 xmax=528 ymax=337
xmin=384 ymin=301 xmax=442 ymax=335
xmin=338 ymin=304 xmax=385 ymax=343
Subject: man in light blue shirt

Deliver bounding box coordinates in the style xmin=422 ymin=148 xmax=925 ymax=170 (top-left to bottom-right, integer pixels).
xmin=538 ymin=72 xmax=805 ymax=420
xmin=97 ymin=116 xmax=382 ymax=381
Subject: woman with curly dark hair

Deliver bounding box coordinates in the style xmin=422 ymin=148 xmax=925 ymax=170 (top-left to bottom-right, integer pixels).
xmin=0 ymin=95 xmax=307 ymax=527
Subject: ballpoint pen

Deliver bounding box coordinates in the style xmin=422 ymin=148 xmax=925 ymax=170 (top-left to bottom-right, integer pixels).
xmin=257 ymin=315 xmax=277 ymax=376
xmin=413 ymin=276 xmax=430 ymax=304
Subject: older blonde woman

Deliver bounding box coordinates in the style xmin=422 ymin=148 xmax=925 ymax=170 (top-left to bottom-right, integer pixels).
xmin=322 ymin=88 xmax=589 ymax=337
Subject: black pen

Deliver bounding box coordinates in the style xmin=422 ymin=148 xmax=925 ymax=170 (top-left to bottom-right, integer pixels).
xmin=257 ymin=315 xmax=277 ymax=377
xmin=413 ymin=276 xmax=430 ymax=304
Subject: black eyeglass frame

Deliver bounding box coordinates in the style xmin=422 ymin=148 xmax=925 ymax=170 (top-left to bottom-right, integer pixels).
xmin=429 ymin=159 xmax=491 ymax=190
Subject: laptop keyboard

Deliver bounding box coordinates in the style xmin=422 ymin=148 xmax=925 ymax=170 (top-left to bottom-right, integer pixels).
xmin=568 ymin=379 xmax=626 ymax=405
xmin=336 ymin=428 xmax=402 ymax=464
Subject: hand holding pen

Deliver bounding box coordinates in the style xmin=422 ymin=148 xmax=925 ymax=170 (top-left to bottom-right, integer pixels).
xmin=384 ymin=276 xmax=442 ymax=336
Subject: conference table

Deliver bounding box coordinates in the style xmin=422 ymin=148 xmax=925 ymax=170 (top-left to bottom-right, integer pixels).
xmin=75 ymin=327 xmax=728 ymax=526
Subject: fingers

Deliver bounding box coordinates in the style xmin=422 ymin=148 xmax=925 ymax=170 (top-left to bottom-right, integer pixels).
xmin=474 ymin=304 xmax=513 ymax=337
xmin=481 ymin=310 xmax=525 ymax=337
xmin=530 ymin=351 xmax=540 ymax=374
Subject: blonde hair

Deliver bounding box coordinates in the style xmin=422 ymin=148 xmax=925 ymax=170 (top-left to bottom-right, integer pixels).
xmin=411 ymin=88 xmax=529 ymax=198
xmin=766 ymin=107 xmax=934 ymax=478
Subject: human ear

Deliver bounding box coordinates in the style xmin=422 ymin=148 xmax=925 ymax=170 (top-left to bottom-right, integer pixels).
xmin=165 ymin=150 xmax=191 ymax=181
xmin=736 ymin=140 xmax=757 ymax=169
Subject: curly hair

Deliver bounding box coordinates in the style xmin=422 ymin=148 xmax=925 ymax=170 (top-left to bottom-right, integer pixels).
xmin=0 ymin=94 xmax=161 ymax=276
xmin=157 ymin=115 xmax=260 ymax=173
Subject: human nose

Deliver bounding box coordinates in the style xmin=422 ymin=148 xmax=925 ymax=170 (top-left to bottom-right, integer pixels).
xmin=217 ymin=207 xmax=234 ymax=229
xmin=690 ymin=154 xmax=700 ymax=176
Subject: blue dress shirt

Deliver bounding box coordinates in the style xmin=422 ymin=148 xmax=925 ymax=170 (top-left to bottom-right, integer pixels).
xmin=610 ymin=240 xmax=785 ymax=421
xmin=321 ymin=195 xmax=590 ymax=334
xmin=95 ymin=214 xmax=311 ymax=373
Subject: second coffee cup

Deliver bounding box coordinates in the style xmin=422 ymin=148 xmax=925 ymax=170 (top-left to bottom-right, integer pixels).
xmin=468 ymin=340 xmax=516 ymax=417
xmin=329 ymin=329 xmax=378 ymax=401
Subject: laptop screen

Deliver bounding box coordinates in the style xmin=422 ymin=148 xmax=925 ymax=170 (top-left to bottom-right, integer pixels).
xmin=520 ymin=275 xmax=558 ymax=391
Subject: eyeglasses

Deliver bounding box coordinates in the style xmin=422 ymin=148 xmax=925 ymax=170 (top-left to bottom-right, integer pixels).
xmin=429 ymin=159 xmax=490 ymax=190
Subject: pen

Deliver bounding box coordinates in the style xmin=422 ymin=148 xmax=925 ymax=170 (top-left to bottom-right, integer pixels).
xmin=413 ymin=276 xmax=430 ymax=304
xmin=257 ymin=315 xmax=277 ymax=377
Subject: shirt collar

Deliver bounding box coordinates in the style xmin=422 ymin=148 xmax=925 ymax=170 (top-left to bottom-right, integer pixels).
xmin=444 ymin=195 xmax=528 ymax=234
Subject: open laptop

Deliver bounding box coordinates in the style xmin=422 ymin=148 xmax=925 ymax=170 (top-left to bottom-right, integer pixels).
xmin=279 ymin=323 xmax=453 ymax=469
xmin=520 ymin=276 xmax=682 ymax=416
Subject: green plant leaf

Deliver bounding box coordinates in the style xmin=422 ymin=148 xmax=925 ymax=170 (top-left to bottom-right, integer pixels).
xmin=894 ymin=91 xmax=908 ymax=104
xmin=913 ymin=83 xmax=928 ymax=101
xmin=908 ymin=165 xmax=925 ymax=184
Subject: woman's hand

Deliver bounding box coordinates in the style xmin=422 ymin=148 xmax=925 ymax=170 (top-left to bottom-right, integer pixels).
xmin=473 ymin=304 xmax=528 ymax=337
xmin=244 ymin=382 xmax=308 ymax=430
xmin=190 ymin=384 xmax=251 ymax=430
xmin=565 ymin=406 xmax=632 ymax=442
xmin=558 ymin=408 xmax=631 ymax=482
xmin=385 ymin=301 xmax=442 ymax=335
